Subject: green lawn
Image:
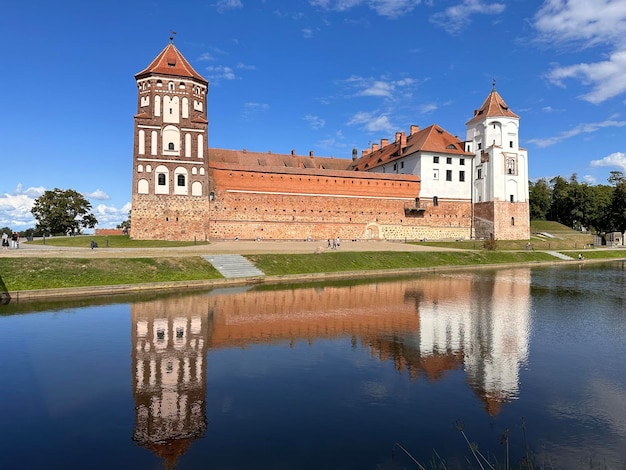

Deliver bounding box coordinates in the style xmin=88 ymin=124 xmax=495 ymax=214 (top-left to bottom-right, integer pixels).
xmin=28 ymin=234 xmax=209 ymax=248
xmin=245 ymin=250 xmax=558 ymax=276
xmin=0 ymin=257 xmax=222 ymax=291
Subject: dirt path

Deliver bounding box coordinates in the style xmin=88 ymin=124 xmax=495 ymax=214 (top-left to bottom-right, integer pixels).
xmin=1 ymin=239 xmax=461 ymax=258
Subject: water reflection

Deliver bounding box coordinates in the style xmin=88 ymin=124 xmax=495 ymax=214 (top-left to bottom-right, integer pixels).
xmin=132 ymin=300 xmax=208 ymax=468
xmin=130 ymin=269 xmax=531 ymax=464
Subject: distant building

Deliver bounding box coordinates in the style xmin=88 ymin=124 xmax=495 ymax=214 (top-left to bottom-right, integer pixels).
xmin=131 ymin=41 xmax=529 ymax=241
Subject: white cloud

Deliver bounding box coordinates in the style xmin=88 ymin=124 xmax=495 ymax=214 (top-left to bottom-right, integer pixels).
xmin=205 ymin=65 xmax=237 ymax=82
xmin=241 ymin=102 xmax=270 ymax=121
xmin=304 ymin=114 xmax=326 ymax=130
xmin=216 ymin=0 xmax=243 ymax=13
xmin=302 ymin=28 xmax=314 ymax=38
xmin=347 ymin=111 xmax=394 ymax=133
xmin=344 ymin=75 xmax=416 ymax=100
xmin=534 ymin=0 xmax=626 ymax=47
xmin=93 ymin=202 xmax=132 ymax=229
xmin=527 ymin=118 xmax=626 ymax=147
xmin=590 ymin=152 xmax=626 ymax=172
xmin=582 ymin=174 xmax=597 ymax=184
xmin=197 ymin=52 xmax=215 ymax=62
xmin=419 ymin=103 xmax=438 ymax=113
xmin=547 ymin=50 xmax=626 ymax=104
xmin=535 ymin=0 xmax=626 ymax=103
xmin=85 ymin=189 xmax=110 ymax=200
xmin=309 ymin=0 xmax=422 ymax=19
xmin=0 ymin=185 xmax=129 ymax=231
xmin=236 ymin=63 xmax=256 ymax=70
xmin=430 ymin=0 xmax=505 ymax=34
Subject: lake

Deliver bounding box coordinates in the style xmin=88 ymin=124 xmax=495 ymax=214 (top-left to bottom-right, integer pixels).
xmin=1 ymin=262 xmax=625 ymax=469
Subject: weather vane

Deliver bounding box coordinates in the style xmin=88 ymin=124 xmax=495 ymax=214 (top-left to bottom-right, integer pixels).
xmin=169 ymin=31 xmax=177 ymax=43
xmin=492 ymin=78 xmax=496 ymax=90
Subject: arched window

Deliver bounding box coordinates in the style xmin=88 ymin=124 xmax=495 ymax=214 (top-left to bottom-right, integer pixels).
xmin=185 ymin=133 xmax=191 ymax=157
xmin=192 ymin=181 xmax=202 ymax=196
xmin=162 ymin=125 xmax=180 ymax=155
xmin=155 ymin=165 xmax=169 ymax=194
xmin=433 ymin=196 xmax=439 ymax=206
xmin=154 ymin=95 xmax=161 ymax=116
xmin=174 ymin=167 xmax=188 ymax=195
xmin=511 ymin=217 xmax=515 ymax=226
xmin=138 ymin=130 xmax=145 ymax=155
xmin=137 ymin=179 xmax=149 ymax=194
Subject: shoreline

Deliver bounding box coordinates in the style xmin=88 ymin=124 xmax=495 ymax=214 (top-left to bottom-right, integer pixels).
xmin=4 ymin=256 xmax=620 ymax=303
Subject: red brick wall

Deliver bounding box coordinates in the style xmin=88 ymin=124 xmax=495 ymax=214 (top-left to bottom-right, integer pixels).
xmin=131 ymin=164 xmax=482 ymax=241
xmin=474 ymin=201 xmax=530 ymax=240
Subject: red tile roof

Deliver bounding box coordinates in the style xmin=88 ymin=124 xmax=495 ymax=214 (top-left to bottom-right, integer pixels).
xmin=208 ymin=148 xmax=419 ymax=181
xmin=466 ymin=89 xmax=519 ymax=125
xmin=135 ymin=43 xmax=207 ymax=84
xmin=349 ymin=124 xmax=472 ymax=172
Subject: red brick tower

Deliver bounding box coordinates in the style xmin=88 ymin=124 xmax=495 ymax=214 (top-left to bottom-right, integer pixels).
xmin=131 ymin=38 xmax=210 ymax=240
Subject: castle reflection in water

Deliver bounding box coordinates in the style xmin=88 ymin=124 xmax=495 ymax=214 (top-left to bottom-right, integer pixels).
xmin=131 ymin=269 xmax=531 ymax=465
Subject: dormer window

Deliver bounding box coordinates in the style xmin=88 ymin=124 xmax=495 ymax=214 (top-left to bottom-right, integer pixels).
xmin=168 ymin=142 xmax=175 ymax=151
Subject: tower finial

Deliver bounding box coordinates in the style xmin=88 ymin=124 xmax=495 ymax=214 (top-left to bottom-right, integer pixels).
xmin=169 ymin=31 xmax=177 ymax=43
xmin=492 ymin=78 xmax=496 ymax=91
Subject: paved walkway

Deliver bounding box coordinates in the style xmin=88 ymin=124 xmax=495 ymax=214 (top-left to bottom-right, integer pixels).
xmin=0 ymin=238 xmax=463 ymax=258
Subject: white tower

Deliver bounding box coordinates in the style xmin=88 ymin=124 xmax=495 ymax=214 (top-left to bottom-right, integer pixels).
xmin=466 ymin=87 xmax=530 ymax=240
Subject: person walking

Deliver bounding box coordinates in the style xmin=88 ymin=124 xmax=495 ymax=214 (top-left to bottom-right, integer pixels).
xmin=10 ymin=232 xmax=18 ymax=249
xmin=1 ymin=232 xmax=8 ymax=250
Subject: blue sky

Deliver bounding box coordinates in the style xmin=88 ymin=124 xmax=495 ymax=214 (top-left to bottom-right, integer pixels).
xmin=2 ymin=0 xmax=626 ymax=231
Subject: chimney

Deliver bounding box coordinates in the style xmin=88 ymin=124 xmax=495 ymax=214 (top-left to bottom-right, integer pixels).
xmin=372 ymin=143 xmax=379 ymax=152
xmin=400 ymin=132 xmax=406 ymax=149
xmin=395 ymin=132 xmax=402 ymax=143
xmin=410 ymin=125 xmax=419 ymax=135
xmin=291 ymin=149 xmax=296 ymax=156
xmin=243 ymin=148 xmax=247 ymax=153
xmin=309 ymin=150 xmax=314 ymax=157
xmin=381 ymin=138 xmax=389 ymax=148
xmin=362 ymin=149 xmax=369 ymax=157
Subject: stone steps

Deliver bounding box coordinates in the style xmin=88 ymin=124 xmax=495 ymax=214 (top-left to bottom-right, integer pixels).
xmin=202 ymin=254 xmax=265 ymax=278
xmin=544 ymin=250 xmax=575 ymax=260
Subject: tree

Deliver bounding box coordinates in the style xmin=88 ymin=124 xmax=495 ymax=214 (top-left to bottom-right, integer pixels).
xmin=529 ymin=178 xmax=551 ymax=220
xmin=548 ymin=175 xmax=573 ymax=226
xmin=610 ymin=180 xmax=626 ymax=234
xmin=31 ymin=188 xmax=98 ymax=235
xmin=116 ymin=211 xmax=131 ymax=233
xmin=608 ymin=170 xmax=625 ymax=187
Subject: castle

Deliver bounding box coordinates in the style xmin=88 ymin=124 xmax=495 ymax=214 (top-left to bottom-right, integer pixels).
xmin=131 ymin=41 xmax=529 ymax=241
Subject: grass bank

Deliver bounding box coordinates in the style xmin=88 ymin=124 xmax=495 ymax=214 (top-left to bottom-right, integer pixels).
xmin=0 ymin=257 xmax=222 ymax=291
xmin=0 ymin=250 xmax=563 ymax=292
xmin=245 ymin=250 xmax=558 ymax=276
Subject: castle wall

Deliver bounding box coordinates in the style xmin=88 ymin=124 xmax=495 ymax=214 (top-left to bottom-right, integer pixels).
xmin=474 ymin=201 xmax=530 ymax=240
xmin=132 ymin=194 xmax=209 ymax=241
xmin=130 ymin=46 xmax=529 ymax=243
